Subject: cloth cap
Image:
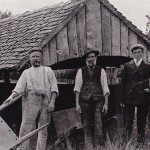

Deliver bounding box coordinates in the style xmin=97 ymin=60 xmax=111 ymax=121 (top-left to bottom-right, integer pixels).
xmin=130 ymin=44 xmax=145 ymax=52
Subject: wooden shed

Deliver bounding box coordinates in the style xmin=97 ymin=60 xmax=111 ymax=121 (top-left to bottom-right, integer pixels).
xmin=0 ymin=0 xmax=150 ymax=148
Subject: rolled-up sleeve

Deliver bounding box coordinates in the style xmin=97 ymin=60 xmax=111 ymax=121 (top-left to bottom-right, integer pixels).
xmin=13 ymin=70 xmax=27 ymax=95
xmin=49 ymin=69 xmax=59 ymax=94
xmin=74 ymin=69 xmax=83 ymax=93
xmin=101 ymin=69 xmax=110 ymax=96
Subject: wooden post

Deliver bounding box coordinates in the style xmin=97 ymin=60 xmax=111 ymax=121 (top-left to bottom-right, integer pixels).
xmin=111 ymin=14 xmax=121 ymax=56
xmin=101 ymin=4 xmax=111 ymax=55
xmin=4 ymin=70 xmax=10 ymax=84
xmin=77 ymin=6 xmax=86 ymax=56
xmin=68 ymin=15 xmax=79 ymax=58
xmin=86 ymin=0 xmax=102 ymax=52
xmin=121 ymin=22 xmax=129 ymax=56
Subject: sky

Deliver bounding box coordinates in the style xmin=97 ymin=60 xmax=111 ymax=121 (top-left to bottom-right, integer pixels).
xmin=0 ymin=0 xmax=150 ymax=32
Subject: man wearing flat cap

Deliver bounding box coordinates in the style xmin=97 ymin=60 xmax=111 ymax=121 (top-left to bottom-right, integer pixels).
xmin=74 ymin=48 xmax=110 ymax=150
xmin=120 ymin=44 xmax=150 ymax=145
xmin=4 ymin=49 xmax=58 ymax=150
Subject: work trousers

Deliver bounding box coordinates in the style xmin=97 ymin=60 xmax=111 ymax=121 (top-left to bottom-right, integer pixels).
xmin=80 ymin=99 xmax=103 ymax=150
xmin=19 ymin=91 xmax=50 ymax=150
xmin=123 ymin=104 xmax=149 ymax=143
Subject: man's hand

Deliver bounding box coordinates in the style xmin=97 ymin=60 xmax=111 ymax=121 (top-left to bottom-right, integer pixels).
xmin=144 ymin=88 xmax=150 ymax=93
xmin=76 ymin=104 xmax=81 ymax=114
xmin=102 ymin=103 xmax=108 ymax=114
xmin=47 ymin=101 xmax=55 ymax=112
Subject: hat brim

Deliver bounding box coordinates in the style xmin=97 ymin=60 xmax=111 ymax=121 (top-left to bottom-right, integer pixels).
xmin=82 ymin=51 xmax=99 ymax=59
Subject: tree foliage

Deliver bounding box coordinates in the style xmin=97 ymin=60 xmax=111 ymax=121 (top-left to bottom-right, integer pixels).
xmin=0 ymin=11 xmax=12 ymax=20
xmin=146 ymin=15 xmax=150 ymax=37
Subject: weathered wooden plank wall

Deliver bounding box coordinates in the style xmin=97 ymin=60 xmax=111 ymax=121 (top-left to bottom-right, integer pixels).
xmin=128 ymin=30 xmax=138 ymax=58
xmin=49 ymin=37 xmax=57 ymax=65
xmin=56 ymin=26 xmax=69 ymax=62
xmin=68 ymin=16 xmax=79 ymax=58
xmin=120 ymin=23 xmax=129 ymax=56
xmin=42 ymin=43 xmax=50 ymax=66
xmin=111 ymin=14 xmax=120 ymax=56
xmin=42 ymin=0 xmax=150 ymax=66
xmin=148 ymin=45 xmax=150 ymax=62
xmin=76 ymin=6 xmax=86 ymax=56
xmin=101 ymin=4 xmax=111 ymax=55
xmin=86 ymin=0 xmax=102 ymax=53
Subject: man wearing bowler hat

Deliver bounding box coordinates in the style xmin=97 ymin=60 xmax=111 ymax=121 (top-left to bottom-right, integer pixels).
xmin=120 ymin=44 xmax=150 ymax=145
xmin=74 ymin=48 xmax=110 ymax=150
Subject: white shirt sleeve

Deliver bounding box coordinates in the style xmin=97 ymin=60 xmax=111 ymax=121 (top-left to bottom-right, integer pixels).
xmin=101 ymin=68 xmax=110 ymax=96
xmin=48 ymin=68 xmax=59 ymax=94
xmin=74 ymin=69 xmax=83 ymax=93
xmin=13 ymin=70 xmax=27 ymax=95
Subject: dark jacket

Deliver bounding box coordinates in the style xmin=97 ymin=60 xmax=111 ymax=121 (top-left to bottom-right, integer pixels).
xmin=80 ymin=66 xmax=104 ymax=102
xmin=121 ymin=60 xmax=150 ymax=105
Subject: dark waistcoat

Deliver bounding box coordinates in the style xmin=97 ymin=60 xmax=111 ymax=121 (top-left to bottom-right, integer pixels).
xmin=80 ymin=66 xmax=104 ymax=101
xmin=121 ymin=60 xmax=150 ymax=105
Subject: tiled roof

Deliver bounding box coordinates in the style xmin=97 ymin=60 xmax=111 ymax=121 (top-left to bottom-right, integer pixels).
xmin=0 ymin=0 xmax=88 ymax=70
xmin=0 ymin=0 xmax=149 ymax=70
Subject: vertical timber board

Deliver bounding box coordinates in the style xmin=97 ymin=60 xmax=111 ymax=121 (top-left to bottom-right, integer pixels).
xmin=129 ymin=30 xmax=138 ymax=58
xmin=137 ymin=37 xmax=147 ymax=61
xmin=0 ymin=117 xmax=18 ymax=150
xmin=86 ymin=0 xmax=102 ymax=53
xmin=147 ymin=45 xmax=150 ymax=62
xmin=101 ymin=4 xmax=111 ymax=55
xmin=67 ymin=16 xmax=79 ymax=58
xmin=56 ymin=26 xmax=69 ymax=62
xmin=77 ymin=6 xmax=86 ymax=56
xmin=120 ymin=23 xmax=129 ymax=56
xmin=42 ymin=43 xmax=50 ymax=66
xmin=49 ymin=37 xmax=57 ymax=65
xmin=111 ymin=14 xmax=120 ymax=56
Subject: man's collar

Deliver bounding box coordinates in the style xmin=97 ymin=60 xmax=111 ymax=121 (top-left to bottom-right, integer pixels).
xmin=133 ymin=58 xmax=143 ymax=67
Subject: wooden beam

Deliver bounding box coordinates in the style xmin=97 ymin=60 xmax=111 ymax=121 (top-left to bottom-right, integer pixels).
xmin=86 ymin=0 xmax=102 ymax=53
xmin=120 ymin=22 xmax=129 ymax=56
xmin=42 ymin=43 xmax=50 ymax=66
xmin=76 ymin=6 xmax=86 ymax=56
xmin=101 ymin=4 xmax=111 ymax=55
xmin=111 ymin=14 xmax=120 ymax=56
xmin=67 ymin=15 xmax=79 ymax=58
xmin=128 ymin=30 xmax=138 ymax=58
xmin=147 ymin=45 xmax=150 ymax=62
xmin=49 ymin=36 xmax=57 ymax=65
xmin=4 ymin=70 xmax=10 ymax=84
xmin=56 ymin=26 xmax=69 ymax=61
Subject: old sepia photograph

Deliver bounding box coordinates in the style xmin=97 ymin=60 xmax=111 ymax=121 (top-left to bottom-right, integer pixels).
xmin=0 ymin=0 xmax=150 ymax=149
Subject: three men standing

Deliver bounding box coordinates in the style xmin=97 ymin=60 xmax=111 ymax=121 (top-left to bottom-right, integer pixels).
xmin=74 ymin=48 xmax=110 ymax=150
xmin=5 ymin=49 xmax=58 ymax=150
xmin=120 ymin=44 xmax=150 ymax=144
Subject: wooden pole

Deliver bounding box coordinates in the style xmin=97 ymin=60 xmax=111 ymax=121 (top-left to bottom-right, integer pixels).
xmin=9 ymin=123 xmax=50 ymax=150
xmin=0 ymin=94 xmax=24 ymax=112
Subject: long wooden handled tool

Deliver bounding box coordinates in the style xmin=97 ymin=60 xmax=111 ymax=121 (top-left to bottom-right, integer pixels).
xmin=0 ymin=94 xmax=24 ymax=112
xmin=9 ymin=123 xmax=50 ymax=150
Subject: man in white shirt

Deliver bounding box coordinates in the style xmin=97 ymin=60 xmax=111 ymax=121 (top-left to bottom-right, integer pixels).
xmin=74 ymin=48 xmax=110 ymax=150
xmin=120 ymin=44 xmax=150 ymax=145
xmin=4 ymin=49 xmax=58 ymax=150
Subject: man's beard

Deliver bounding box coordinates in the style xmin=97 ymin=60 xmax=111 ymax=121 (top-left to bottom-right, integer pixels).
xmin=86 ymin=59 xmax=96 ymax=67
xmin=32 ymin=61 xmax=40 ymax=67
